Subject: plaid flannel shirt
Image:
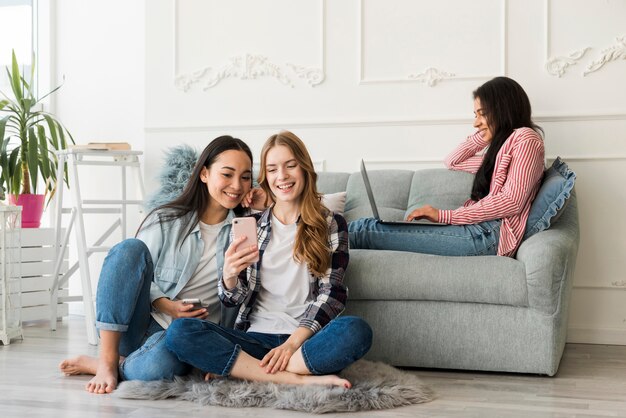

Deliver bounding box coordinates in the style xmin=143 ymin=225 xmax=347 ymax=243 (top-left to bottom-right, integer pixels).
xmin=218 ymin=206 xmax=349 ymax=334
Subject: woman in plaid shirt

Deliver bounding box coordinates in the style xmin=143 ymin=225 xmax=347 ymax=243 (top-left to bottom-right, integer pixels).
xmin=166 ymin=131 xmax=372 ymax=388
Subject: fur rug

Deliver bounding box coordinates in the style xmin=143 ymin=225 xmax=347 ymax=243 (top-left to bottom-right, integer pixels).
xmin=114 ymin=360 xmax=434 ymax=413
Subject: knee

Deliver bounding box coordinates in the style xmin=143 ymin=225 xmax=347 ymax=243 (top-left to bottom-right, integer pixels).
xmin=165 ymin=318 xmax=196 ymax=352
xmin=166 ymin=318 xmax=219 ymax=353
xmin=111 ymin=238 xmax=150 ymax=259
xmin=105 ymin=239 xmax=151 ymax=268
xmin=340 ymin=316 xmax=373 ymax=354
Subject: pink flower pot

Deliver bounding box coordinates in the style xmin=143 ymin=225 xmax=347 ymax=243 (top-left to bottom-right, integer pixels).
xmin=8 ymin=194 xmax=45 ymax=228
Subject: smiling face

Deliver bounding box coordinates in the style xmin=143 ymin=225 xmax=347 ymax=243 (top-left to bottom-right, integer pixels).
xmin=200 ymin=149 xmax=252 ymax=215
xmin=473 ymin=97 xmax=493 ymax=142
xmin=264 ymin=144 xmax=305 ymax=207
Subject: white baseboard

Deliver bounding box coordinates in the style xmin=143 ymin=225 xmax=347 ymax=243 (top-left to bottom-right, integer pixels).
xmin=567 ymin=326 xmax=626 ymax=345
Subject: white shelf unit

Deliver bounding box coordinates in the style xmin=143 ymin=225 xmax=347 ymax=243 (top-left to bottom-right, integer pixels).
xmin=21 ymin=228 xmax=69 ymax=322
xmin=0 ymin=205 xmax=22 ymax=345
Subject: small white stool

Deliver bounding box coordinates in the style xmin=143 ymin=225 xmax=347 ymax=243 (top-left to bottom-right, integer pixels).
xmin=50 ymin=149 xmax=145 ymax=345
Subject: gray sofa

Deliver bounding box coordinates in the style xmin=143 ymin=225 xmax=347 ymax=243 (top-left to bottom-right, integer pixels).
xmin=317 ymin=168 xmax=580 ymax=376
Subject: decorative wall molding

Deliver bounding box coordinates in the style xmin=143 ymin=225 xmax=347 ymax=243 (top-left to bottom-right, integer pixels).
xmin=546 ymin=155 xmax=626 ymax=163
xmin=146 ymin=112 xmax=626 ymax=133
xmin=359 ymin=0 xmax=508 ymax=86
xmin=408 ymin=67 xmax=456 ymax=87
xmin=545 ymin=0 xmax=625 ymax=77
xmin=583 ymin=35 xmax=626 ymax=76
xmin=574 ymin=281 xmax=626 ymax=290
xmin=545 ymin=48 xmax=590 ymax=77
xmin=173 ymin=0 xmax=326 ymax=91
xmin=567 ymin=326 xmax=626 ymax=345
xmin=174 ymin=54 xmax=324 ymax=91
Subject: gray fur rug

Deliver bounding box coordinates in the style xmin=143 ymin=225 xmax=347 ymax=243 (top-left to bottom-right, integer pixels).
xmin=114 ymin=360 xmax=434 ymax=413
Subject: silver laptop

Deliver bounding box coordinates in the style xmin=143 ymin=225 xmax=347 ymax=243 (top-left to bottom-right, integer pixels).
xmin=360 ymin=160 xmax=446 ymax=226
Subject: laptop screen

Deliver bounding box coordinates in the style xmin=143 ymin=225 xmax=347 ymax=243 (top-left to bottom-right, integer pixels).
xmin=360 ymin=160 xmax=381 ymax=220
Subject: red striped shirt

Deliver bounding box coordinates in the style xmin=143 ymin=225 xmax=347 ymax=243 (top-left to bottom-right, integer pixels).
xmin=438 ymin=128 xmax=545 ymax=256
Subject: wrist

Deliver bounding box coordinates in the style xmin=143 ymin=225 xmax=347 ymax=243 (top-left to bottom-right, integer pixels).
xmin=222 ymin=276 xmax=237 ymax=291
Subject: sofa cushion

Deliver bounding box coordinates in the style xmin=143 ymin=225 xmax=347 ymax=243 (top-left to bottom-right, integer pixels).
xmin=405 ymin=169 xmax=474 ymax=218
xmin=321 ymin=192 xmax=347 ymax=215
xmin=317 ymin=172 xmax=350 ymax=194
xmin=345 ymin=249 xmax=528 ymax=307
xmin=343 ymin=170 xmax=414 ymax=223
xmin=523 ymin=157 xmax=576 ymax=240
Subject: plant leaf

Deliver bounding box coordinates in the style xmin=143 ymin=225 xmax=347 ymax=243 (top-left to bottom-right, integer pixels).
xmin=38 ymin=125 xmax=51 ymax=181
xmin=9 ymin=146 xmax=21 ymax=196
xmin=10 ymin=50 xmax=23 ymax=103
xmin=28 ymin=127 xmax=39 ymax=193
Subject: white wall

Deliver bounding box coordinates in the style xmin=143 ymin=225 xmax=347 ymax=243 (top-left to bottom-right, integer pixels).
xmin=55 ymin=0 xmax=626 ymax=344
xmin=51 ymin=0 xmax=145 ymax=314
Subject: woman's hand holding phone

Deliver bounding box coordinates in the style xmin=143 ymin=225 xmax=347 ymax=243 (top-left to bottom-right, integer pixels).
xmin=223 ymin=217 xmax=259 ymax=289
xmin=153 ymin=297 xmax=208 ymax=319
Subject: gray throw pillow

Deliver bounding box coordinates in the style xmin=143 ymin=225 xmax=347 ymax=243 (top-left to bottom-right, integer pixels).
xmin=144 ymin=144 xmax=199 ymax=211
xmin=523 ymin=157 xmax=576 ymax=240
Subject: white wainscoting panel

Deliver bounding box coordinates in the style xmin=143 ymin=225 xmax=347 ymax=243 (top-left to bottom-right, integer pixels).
xmin=173 ymin=0 xmax=325 ymax=91
xmin=359 ymin=0 xmax=506 ymax=85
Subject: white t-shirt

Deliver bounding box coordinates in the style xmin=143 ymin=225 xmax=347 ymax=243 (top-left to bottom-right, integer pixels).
xmin=248 ymin=214 xmax=312 ymax=334
xmin=151 ymin=220 xmax=223 ymax=329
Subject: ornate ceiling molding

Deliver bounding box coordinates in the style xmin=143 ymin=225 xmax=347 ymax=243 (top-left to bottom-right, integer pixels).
xmin=408 ymin=67 xmax=456 ymax=87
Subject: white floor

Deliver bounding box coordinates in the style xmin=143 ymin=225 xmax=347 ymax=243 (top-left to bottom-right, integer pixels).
xmin=1 ymin=316 xmax=626 ymax=417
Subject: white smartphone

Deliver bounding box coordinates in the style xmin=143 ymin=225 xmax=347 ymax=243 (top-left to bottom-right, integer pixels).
xmin=232 ymin=217 xmax=259 ymax=262
xmin=181 ymin=298 xmax=204 ymax=310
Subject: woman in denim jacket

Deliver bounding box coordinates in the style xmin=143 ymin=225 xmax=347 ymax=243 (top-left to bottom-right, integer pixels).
xmin=59 ymin=136 xmax=254 ymax=394
xmin=166 ymin=131 xmax=372 ymax=388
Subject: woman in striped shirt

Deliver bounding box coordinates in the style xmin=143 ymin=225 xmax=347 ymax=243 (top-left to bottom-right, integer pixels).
xmin=349 ymin=77 xmax=545 ymax=257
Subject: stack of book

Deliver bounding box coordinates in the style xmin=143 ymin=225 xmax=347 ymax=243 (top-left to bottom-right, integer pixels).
xmin=69 ymin=142 xmax=131 ymax=151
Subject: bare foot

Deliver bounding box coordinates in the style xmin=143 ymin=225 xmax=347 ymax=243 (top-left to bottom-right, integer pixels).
xmin=59 ymin=355 xmax=98 ymax=376
xmin=86 ymin=361 xmax=119 ymax=394
xmin=301 ymin=374 xmax=352 ymax=389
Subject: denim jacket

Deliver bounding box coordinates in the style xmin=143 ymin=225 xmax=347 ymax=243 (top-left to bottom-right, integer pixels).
xmin=137 ymin=209 xmax=236 ymax=325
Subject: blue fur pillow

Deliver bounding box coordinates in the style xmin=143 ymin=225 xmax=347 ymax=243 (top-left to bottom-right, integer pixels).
xmin=523 ymin=157 xmax=576 ymax=240
xmin=144 ymin=144 xmax=199 ymax=211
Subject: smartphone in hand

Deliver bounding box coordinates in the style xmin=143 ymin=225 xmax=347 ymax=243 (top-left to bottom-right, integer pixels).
xmin=232 ymin=217 xmax=259 ymax=262
xmin=182 ymin=298 xmax=204 ymax=310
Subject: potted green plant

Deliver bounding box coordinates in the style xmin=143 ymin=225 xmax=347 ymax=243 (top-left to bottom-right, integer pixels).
xmin=0 ymin=50 xmax=74 ymax=227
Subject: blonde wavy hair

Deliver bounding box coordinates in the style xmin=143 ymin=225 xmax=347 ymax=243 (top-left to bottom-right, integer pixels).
xmin=258 ymin=131 xmax=330 ymax=277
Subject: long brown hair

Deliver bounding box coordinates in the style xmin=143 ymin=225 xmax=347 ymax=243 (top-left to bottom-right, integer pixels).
xmin=258 ymin=131 xmax=330 ymax=276
xmin=137 ymin=135 xmax=253 ymax=246
xmin=470 ymin=77 xmax=543 ymax=201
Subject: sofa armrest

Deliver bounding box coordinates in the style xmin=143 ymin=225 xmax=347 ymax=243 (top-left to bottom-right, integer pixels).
xmin=516 ymin=193 xmax=580 ymax=315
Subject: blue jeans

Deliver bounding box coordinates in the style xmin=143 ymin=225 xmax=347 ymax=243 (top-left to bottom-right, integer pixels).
xmin=165 ymin=316 xmax=373 ymax=376
xmin=348 ymin=217 xmax=501 ymax=256
xmin=95 ymin=238 xmax=191 ymax=381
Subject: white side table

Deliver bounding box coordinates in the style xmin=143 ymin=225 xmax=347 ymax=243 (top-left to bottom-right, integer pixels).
xmin=51 ymin=149 xmax=145 ymax=345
